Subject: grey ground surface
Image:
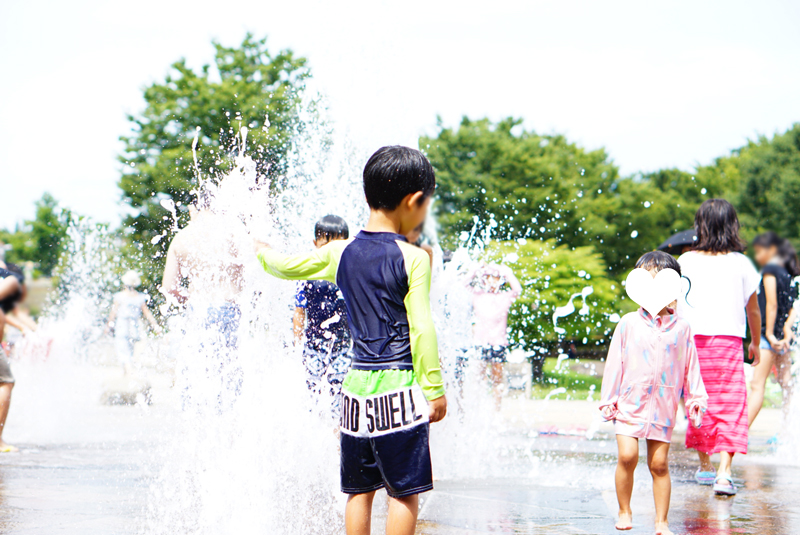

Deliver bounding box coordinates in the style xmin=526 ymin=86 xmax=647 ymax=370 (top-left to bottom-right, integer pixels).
xmin=0 ymin=364 xmax=795 ymax=535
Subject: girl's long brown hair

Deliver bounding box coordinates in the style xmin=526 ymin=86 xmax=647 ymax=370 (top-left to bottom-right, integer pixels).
xmin=693 ymin=199 xmax=747 ymax=254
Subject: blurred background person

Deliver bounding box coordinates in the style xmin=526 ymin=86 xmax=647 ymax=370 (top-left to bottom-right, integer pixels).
xmin=748 ymin=232 xmax=799 ymax=427
xmin=466 ymin=262 xmax=521 ymax=409
xmin=106 ymin=270 xmax=161 ymax=375
xmin=0 ymin=262 xmax=25 ymax=452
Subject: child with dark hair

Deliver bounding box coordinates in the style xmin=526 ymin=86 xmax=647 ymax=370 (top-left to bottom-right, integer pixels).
xmin=678 ymin=199 xmax=761 ymax=496
xmin=293 ymin=215 xmax=352 ymax=416
xmin=256 ymin=146 xmax=446 ymax=535
xmin=601 ymin=251 xmax=707 ymax=535
xmin=748 ymin=231 xmax=798 ymax=426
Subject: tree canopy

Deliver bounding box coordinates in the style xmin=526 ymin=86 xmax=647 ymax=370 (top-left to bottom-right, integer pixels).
xmin=0 ymin=193 xmax=71 ymax=277
xmin=422 ymin=117 xmax=749 ymax=275
xmin=118 ymin=33 xmax=309 ymax=284
xmin=728 ymin=124 xmax=800 ymax=242
xmin=424 ymin=117 xmax=800 ymax=351
xmin=484 ymin=239 xmax=627 ymax=350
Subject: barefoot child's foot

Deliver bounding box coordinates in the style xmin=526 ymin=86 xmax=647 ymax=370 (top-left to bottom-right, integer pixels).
xmin=616 ymin=512 xmax=633 ymax=530
xmin=655 ymin=521 xmax=674 ymax=535
xmin=0 ymin=441 xmax=18 ymax=453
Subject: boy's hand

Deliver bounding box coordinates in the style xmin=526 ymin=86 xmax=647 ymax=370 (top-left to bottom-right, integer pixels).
xmin=428 ymin=395 xmax=447 ymax=423
xmin=253 ymin=239 xmax=271 ymax=254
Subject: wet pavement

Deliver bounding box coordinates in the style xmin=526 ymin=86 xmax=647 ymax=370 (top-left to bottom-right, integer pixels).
xmin=0 ymin=366 xmax=796 ymax=535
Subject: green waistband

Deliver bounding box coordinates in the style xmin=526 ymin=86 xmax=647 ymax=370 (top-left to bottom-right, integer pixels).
xmin=342 ymin=368 xmax=417 ymax=397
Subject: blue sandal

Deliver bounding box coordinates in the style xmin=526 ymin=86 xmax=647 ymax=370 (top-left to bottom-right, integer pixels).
xmin=695 ymin=468 xmax=716 ymax=486
xmin=713 ymin=476 xmax=736 ymax=496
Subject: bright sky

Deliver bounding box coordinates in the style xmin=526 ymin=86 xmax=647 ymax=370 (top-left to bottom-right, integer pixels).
xmin=1 ymin=0 xmax=799 ymax=229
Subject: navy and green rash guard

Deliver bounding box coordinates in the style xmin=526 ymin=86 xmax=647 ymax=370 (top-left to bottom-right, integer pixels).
xmin=258 ymin=231 xmax=445 ymax=401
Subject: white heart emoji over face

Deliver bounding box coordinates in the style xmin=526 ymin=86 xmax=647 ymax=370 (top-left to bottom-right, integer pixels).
xmin=625 ymin=268 xmax=681 ymax=318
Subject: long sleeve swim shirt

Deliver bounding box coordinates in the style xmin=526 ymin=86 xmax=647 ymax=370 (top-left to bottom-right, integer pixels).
xmin=258 ymin=231 xmax=445 ymax=401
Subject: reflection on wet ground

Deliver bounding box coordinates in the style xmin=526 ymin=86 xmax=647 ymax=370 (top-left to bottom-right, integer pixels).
xmin=0 ymin=391 xmax=796 ymax=534
xmin=415 ymin=443 xmax=800 ymax=534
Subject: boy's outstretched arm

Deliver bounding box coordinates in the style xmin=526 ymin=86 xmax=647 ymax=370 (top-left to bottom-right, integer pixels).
xmin=402 ymin=245 xmax=447 ymax=422
xmin=256 ymin=239 xmax=349 ymax=282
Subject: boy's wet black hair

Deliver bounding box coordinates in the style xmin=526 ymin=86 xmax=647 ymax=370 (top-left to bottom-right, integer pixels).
xmin=315 ymin=214 xmax=349 ymax=242
xmin=363 ymin=146 xmax=436 ymax=211
xmin=635 ymin=251 xmax=692 ymax=305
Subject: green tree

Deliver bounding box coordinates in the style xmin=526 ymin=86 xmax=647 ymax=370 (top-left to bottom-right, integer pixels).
xmin=594 ymin=169 xmax=710 ymax=269
xmin=422 ymin=117 xmax=716 ymax=274
xmin=119 ymin=34 xmax=309 ymax=283
xmin=484 ymin=239 xmax=626 ymax=350
xmin=729 ymin=124 xmax=800 ymax=242
xmin=422 ymin=117 xmax=619 ymax=251
xmin=0 ymin=193 xmax=71 ymax=277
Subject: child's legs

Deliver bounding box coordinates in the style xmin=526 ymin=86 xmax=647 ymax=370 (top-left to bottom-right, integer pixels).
xmin=718 ymin=452 xmax=735 ymax=478
xmin=0 ymin=382 xmax=13 ymax=444
xmin=490 ymin=362 xmax=504 ymax=388
xmin=615 ymin=435 xmax=639 ymax=515
xmin=646 ymin=440 xmax=671 ymax=525
xmin=748 ymin=348 xmax=775 ymax=426
xmin=697 ymin=450 xmax=714 ymax=471
xmin=345 ymin=491 xmax=376 ymax=535
xmin=302 ymin=348 xmax=326 ymax=392
xmin=386 ymin=494 xmax=419 ymax=535
xmin=774 ymin=351 xmax=794 ymax=412
xmin=490 ymin=361 xmax=504 ymax=408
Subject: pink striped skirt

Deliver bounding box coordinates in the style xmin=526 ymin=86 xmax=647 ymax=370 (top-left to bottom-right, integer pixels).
xmin=685 ymin=335 xmax=748 ymax=455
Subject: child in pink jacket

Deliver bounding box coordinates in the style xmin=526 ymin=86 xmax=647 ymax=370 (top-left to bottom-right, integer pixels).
xmin=600 ymin=251 xmax=707 ymax=535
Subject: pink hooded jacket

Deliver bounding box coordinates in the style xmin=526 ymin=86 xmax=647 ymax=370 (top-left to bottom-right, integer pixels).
xmin=599 ymin=308 xmax=708 ymax=443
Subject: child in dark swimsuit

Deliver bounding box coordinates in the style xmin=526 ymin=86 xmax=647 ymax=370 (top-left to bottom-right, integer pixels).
xmin=293 ymin=215 xmax=352 ymax=417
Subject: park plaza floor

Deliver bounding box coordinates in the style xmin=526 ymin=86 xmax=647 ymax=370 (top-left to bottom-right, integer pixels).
xmin=0 ymin=354 xmax=795 ymax=535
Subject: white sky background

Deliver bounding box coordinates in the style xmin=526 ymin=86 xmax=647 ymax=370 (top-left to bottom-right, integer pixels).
xmin=1 ymin=0 xmax=799 ymax=229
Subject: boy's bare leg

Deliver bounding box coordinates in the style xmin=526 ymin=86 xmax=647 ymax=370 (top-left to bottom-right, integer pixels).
xmin=647 ymin=440 xmax=672 ymax=535
xmin=615 ymin=435 xmax=638 ymax=530
xmin=386 ymin=494 xmax=419 ymax=535
xmin=345 ymin=491 xmax=376 ymax=535
xmin=491 ymin=362 xmax=504 ymax=410
xmin=0 ymin=383 xmax=16 ymax=452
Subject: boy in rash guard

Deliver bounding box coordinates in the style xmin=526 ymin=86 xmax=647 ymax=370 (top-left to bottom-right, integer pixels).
xmin=293 ymin=215 xmax=352 ymax=417
xmin=256 ymin=146 xmax=447 ymax=535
